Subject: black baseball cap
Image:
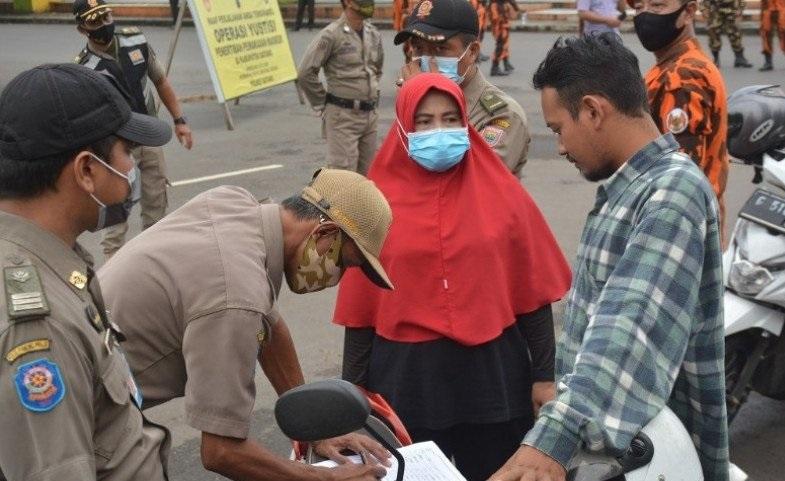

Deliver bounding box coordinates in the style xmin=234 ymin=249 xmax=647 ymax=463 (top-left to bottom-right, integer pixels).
xmin=393 ymin=0 xmax=479 ymax=45
xmin=0 ymin=64 xmax=171 ymax=162
xmin=73 ymin=0 xmax=111 ymax=22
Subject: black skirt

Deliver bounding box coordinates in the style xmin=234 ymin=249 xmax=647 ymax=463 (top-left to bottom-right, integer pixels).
xmin=366 ymin=318 xmax=535 ymax=431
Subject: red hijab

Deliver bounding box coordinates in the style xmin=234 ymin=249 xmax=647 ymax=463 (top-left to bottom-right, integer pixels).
xmin=333 ymin=73 xmax=571 ymax=346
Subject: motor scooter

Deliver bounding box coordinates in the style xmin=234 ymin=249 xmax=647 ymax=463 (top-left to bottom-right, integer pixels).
xmin=274 ymin=379 xmax=704 ymax=481
xmin=724 ymin=84 xmax=785 ymax=423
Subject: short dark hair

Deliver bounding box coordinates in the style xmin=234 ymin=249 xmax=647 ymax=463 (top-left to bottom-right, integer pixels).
xmin=0 ymin=135 xmax=118 ymax=199
xmin=532 ymin=33 xmax=649 ymax=119
xmin=457 ymin=33 xmax=477 ymax=47
xmin=281 ymin=195 xmax=324 ymax=221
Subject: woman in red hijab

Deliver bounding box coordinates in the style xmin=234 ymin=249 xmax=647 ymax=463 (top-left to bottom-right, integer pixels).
xmin=333 ymin=73 xmax=571 ymax=481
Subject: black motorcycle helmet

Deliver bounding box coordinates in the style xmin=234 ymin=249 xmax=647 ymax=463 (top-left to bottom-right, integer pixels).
xmin=727 ymin=85 xmax=785 ymax=161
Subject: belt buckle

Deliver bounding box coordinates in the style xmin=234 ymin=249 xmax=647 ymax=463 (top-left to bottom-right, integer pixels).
xmin=353 ymin=99 xmax=360 ymax=111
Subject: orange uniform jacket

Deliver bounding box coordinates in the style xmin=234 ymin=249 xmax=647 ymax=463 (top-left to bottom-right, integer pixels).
xmin=393 ymin=0 xmax=410 ymax=31
xmin=645 ymin=37 xmax=729 ymax=237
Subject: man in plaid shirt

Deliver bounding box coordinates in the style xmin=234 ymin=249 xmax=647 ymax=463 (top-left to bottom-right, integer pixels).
xmin=492 ymin=34 xmax=728 ymax=481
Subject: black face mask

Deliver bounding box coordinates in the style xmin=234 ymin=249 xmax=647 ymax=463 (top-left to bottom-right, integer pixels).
xmin=87 ymin=22 xmax=115 ymax=45
xmin=633 ymin=3 xmax=688 ymax=52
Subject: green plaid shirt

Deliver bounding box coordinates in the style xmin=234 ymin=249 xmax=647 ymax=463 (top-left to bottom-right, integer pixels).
xmin=524 ymin=134 xmax=729 ymax=481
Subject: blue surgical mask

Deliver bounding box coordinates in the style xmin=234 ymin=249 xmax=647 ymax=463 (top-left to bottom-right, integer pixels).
xmin=418 ymin=46 xmax=471 ymax=84
xmin=398 ymin=122 xmax=470 ymax=172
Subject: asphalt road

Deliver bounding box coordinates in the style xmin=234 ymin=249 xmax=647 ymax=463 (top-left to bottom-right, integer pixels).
xmin=1 ymin=23 xmax=784 ymax=481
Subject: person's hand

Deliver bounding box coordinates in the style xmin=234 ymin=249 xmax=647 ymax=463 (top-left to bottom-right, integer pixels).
xmin=175 ymin=123 xmax=193 ymax=150
xmin=317 ymin=463 xmax=387 ymax=481
xmin=312 ymin=105 xmax=325 ymax=117
xmin=531 ymin=381 xmax=556 ymax=416
xmin=312 ymin=433 xmax=392 ymax=466
xmin=397 ymin=56 xmax=438 ymax=87
xmin=489 ymin=446 xmax=567 ymax=481
xmin=605 ymin=16 xmax=622 ymax=27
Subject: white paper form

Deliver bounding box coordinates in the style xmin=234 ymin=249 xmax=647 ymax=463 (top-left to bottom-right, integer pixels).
xmin=314 ymin=441 xmax=467 ymax=481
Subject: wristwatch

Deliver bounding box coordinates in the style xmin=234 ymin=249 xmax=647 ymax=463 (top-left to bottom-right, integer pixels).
xmin=173 ymin=116 xmax=188 ymax=125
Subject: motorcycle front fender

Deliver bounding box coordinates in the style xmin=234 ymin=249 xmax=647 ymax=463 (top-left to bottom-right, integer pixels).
xmin=724 ymin=290 xmax=785 ymax=337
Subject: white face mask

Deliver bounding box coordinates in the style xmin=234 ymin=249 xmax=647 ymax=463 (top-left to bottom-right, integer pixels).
xmin=87 ymin=152 xmax=141 ymax=232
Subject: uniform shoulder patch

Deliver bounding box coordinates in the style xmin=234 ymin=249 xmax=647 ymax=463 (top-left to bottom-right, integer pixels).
xmin=480 ymin=93 xmax=507 ymax=115
xmin=14 ymin=358 xmax=66 ymax=412
xmin=666 ymin=107 xmax=689 ymax=134
xmin=480 ymin=125 xmax=506 ymax=147
xmin=4 ymin=266 xmax=50 ymax=322
xmin=6 ymin=339 xmax=51 ymax=364
xmin=491 ymin=118 xmax=511 ymax=129
xmin=119 ymin=26 xmax=141 ymax=35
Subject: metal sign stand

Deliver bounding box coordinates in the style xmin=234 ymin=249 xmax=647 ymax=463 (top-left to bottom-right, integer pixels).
xmin=164 ymin=0 xmax=304 ymax=131
xmin=163 ymin=0 xmax=236 ymax=129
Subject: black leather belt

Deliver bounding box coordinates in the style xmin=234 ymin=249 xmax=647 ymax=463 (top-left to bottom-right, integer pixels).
xmin=325 ymin=93 xmax=376 ymax=111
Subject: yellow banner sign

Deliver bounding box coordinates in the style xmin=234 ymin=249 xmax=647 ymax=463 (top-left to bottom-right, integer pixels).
xmin=188 ymin=0 xmax=297 ymax=101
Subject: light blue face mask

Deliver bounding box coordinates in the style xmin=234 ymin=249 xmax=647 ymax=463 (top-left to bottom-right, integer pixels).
xmin=418 ymin=46 xmax=471 ymax=84
xmin=398 ymin=122 xmax=470 ymax=172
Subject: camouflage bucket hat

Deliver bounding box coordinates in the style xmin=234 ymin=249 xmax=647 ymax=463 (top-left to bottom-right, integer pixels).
xmin=300 ymin=168 xmax=394 ymax=290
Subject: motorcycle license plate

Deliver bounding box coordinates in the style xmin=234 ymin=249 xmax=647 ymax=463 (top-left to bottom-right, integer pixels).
xmin=739 ymin=189 xmax=785 ymax=235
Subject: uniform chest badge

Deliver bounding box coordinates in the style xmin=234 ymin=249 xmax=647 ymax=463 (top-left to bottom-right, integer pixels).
xmin=128 ymin=49 xmax=145 ymax=66
xmin=69 ymin=271 xmax=87 ymax=290
xmin=14 ymin=358 xmax=66 ymax=412
xmin=666 ymin=107 xmax=689 ymax=135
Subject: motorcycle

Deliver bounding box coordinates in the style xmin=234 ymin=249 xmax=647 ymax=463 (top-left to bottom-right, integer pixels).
xmin=274 ymin=379 xmax=704 ymax=481
xmin=723 ymin=84 xmax=785 ymax=423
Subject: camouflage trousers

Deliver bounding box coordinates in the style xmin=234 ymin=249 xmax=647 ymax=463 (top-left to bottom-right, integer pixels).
xmin=705 ymin=7 xmax=744 ymax=52
xmin=101 ymin=144 xmax=168 ymax=260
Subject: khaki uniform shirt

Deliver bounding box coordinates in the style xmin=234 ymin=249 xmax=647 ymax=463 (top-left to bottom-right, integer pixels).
xmin=297 ymin=14 xmax=384 ymax=106
xmin=0 ymin=211 xmax=167 ymax=481
xmin=98 ymin=186 xmax=285 ymax=440
xmin=464 ymin=69 xmax=530 ymax=176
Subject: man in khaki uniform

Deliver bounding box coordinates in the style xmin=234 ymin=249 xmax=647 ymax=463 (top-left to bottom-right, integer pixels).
xmin=73 ymin=0 xmax=194 ymax=259
xmin=396 ymin=0 xmax=530 ymax=176
xmin=98 ymin=169 xmax=393 ymax=481
xmin=298 ymin=0 xmax=384 ymax=175
xmin=0 ymin=64 xmax=173 ymax=481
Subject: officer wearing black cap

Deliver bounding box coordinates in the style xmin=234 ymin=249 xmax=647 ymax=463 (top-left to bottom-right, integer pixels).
xmin=395 ymin=0 xmax=530 ymax=177
xmin=0 ymin=64 xmax=172 ymax=481
xmin=73 ymin=0 xmax=193 ymax=260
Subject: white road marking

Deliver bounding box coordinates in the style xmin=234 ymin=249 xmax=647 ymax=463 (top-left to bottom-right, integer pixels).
xmin=170 ymin=164 xmax=283 ymax=187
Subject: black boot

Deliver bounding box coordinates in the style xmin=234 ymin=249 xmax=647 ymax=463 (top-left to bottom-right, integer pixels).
xmin=491 ymin=61 xmax=508 ymax=76
xmin=503 ymin=59 xmax=515 ymax=72
xmin=734 ymin=50 xmax=753 ymax=68
xmin=760 ymin=53 xmax=773 ymax=71
xmin=712 ymin=50 xmax=720 ymax=66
